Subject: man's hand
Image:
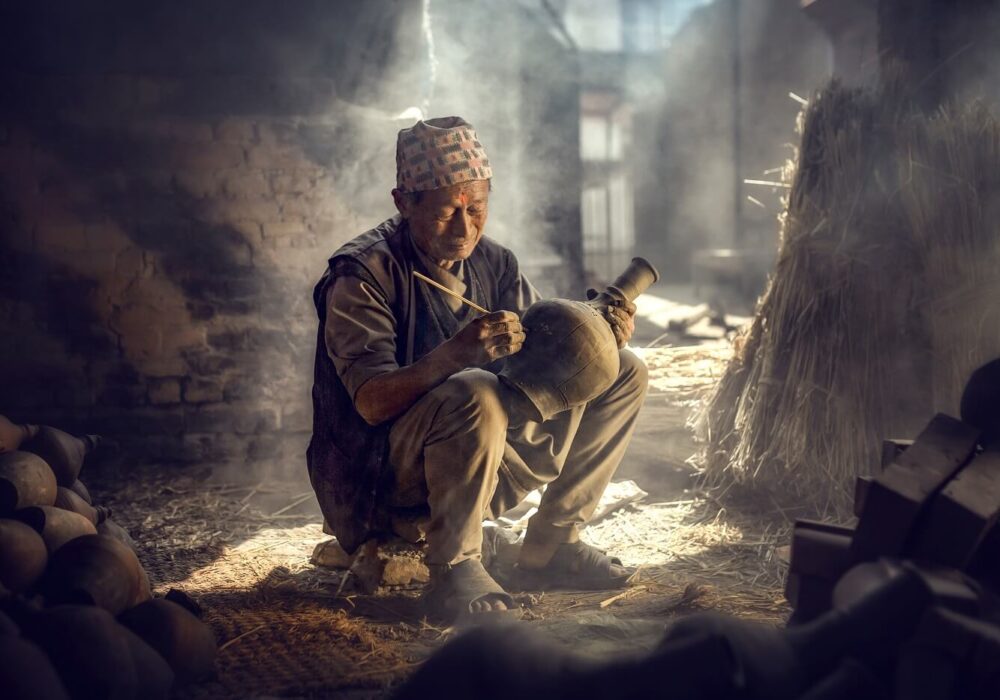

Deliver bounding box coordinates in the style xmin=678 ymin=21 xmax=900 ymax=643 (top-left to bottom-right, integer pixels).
xmin=443 ymin=310 xmax=526 ymax=368
xmin=604 ymin=302 xmax=636 ymax=348
xmin=587 ymin=290 xmax=636 ymax=348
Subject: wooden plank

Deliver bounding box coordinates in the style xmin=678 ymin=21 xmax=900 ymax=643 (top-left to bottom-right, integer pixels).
xmin=851 ymin=414 xmax=980 ymax=561
xmin=784 ymin=572 xmax=835 ymax=623
xmin=908 ymin=447 xmax=1000 ymax=568
xmin=789 ymin=520 xmax=855 ymax=580
xmin=853 ymin=475 xmax=872 ymax=517
xmin=881 ymin=439 xmax=914 ymax=470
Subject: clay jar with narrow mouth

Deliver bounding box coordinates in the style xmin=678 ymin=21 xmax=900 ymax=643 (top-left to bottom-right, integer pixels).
xmin=499 ymin=257 xmax=659 ymax=423
xmin=15 ymin=505 xmax=98 ymax=553
xmin=54 ymin=486 xmax=106 ymax=525
xmin=0 ymin=518 xmax=48 ymax=593
xmin=23 ymin=604 xmax=173 ymax=700
xmin=0 ymin=416 xmax=38 ymax=454
xmin=119 ymin=598 xmax=218 ymax=685
xmin=0 ymin=451 xmax=58 ymax=516
xmin=21 ymin=426 xmax=100 ymax=487
xmin=40 ymin=534 xmax=151 ymax=615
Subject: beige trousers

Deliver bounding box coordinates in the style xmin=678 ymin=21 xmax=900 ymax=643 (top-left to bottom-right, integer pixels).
xmin=387 ymin=349 xmax=648 ymax=566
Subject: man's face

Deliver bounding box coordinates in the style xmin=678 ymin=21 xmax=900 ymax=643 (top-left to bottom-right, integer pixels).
xmin=394 ymin=180 xmax=490 ymax=268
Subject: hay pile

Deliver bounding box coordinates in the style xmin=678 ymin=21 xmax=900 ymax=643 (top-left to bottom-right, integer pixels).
xmin=693 ymin=81 xmax=1000 ymax=519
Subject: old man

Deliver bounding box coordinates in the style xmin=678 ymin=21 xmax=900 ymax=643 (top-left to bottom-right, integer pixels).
xmin=307 ymin=117 xmax=648 ymax=619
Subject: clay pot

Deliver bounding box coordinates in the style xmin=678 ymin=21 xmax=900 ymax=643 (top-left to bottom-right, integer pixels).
xmin=122 ymin=625 xmax=175 ymax=699
xmin=0 ymin=416 xmax=38 ymax=454
xmin=69 ymin=479 xmax=93 ymax=505
xmin=24 ymin=605 xmax=138 ymax=700
xmin=120 ymin=598 xmax=217 ymax=685
xmin=41 ymin=534 xmax=150 ymax=615
xmin=22 ymin=426 xmax=100 ymax=487
xmin=16 ymin=505 xmax=97 ymax=553
xmin=0 ymin=635 xmax=71 ymax=700
xmin=500 ymin=257 xmax=660 ymax=422
xmin=97 ymin=517 xmax=138 ymax=551
xmin=0 ymin=610 xmax=21 ymax=636
xmin=0 ymin=451 xmax=58 ymax=516
xmin=55 ymin=486 xmax=106 ymax=525
xmin=0 ymin=518 xmax=48 ymax=593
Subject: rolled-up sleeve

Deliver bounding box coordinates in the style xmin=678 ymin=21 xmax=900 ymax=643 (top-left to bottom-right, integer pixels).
xmin=325 ymin=276 xmax=399 ymax=402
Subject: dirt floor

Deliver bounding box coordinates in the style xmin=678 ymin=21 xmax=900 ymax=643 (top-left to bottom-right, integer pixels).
xmin=90 ymin=341 xmax=791 ymax=699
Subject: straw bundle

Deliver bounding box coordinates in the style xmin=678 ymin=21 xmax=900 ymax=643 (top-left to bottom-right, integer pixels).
xmin=692 ymin=81 xmax=1000 ymax=519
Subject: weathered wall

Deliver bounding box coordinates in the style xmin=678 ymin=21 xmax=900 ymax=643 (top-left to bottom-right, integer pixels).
xmin=0 ymin=1 xmax=579 ymax=475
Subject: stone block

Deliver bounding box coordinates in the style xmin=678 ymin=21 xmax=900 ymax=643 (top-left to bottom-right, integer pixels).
xmin=183 ymin=379 xmax=225 ymax=404
xmin=148 ymin=379 xmax=182 ymax=405
xmin=262 ymin=221 xmax=308 ymax=239
xmin=270 ymin=170 xmax=322 ymax=194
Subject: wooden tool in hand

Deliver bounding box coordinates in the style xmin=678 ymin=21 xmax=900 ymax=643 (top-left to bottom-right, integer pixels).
xmin=412 ymin=270 xmax=491 ymax=315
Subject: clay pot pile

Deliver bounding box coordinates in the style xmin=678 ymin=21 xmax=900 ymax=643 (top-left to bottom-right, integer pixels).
xmin=0 ymin=416 xmax=217 ymax=699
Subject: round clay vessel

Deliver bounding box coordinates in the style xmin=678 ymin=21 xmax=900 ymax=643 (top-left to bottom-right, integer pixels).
xmin=24 ymin=605 xmax=138 ymax=700
xmin=0 ymin=451 xmax=57 ymax=516
xmin=0 ymin=635 xmax=71 ymax=700
xmin=0 ymin=416 xmax=37 ymax=454
xmin=40 ymin=534 xmax=148 ymax=614
xmin=21 ymin=426 xmax=92 ymax=487
xmin=55 ymin=486 xmax=102 ymax=525
xmin=0 ymin=518 xmax=48 ymax=593
xmin=69 ymin=479 xmax=93 ymax=505
xmin=498 ymin=257 xmax=659 ymax=422
xmin=121 ymin=624 xmax=175 ymax=699
xmin=15 ymin=505 xmax=97 ymax=553
xmin=120 ymin=598 xmax=217 ymax=685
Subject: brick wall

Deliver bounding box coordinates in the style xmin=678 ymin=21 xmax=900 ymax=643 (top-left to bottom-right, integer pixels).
xmin=0 ymin=1 xmax=580 ymax=476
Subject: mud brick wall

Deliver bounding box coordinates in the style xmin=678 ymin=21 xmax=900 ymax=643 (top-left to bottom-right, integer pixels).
xmin=0 ymin=1 xmax=580 ymax=476
xmin=0 ymin=1 xmax=424 ymax=474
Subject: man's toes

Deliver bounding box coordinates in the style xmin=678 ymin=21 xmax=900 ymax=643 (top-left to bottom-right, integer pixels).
xmin=491 ymin=598 xmax=508 ymax=612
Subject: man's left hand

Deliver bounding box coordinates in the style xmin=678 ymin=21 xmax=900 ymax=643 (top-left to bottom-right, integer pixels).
xmin=587 ymin=289 xmax=636 ymax=348
xmin=604 ymin=301 xmax=636 ymax=348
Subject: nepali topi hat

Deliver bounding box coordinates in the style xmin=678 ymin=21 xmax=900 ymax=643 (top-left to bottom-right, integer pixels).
xmin=395 ymin=116 xmax=493 ymax=193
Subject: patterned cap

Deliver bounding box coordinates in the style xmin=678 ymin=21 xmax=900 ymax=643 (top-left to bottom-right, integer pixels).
xmin=395 ymin=116 xmax=493 ymax=193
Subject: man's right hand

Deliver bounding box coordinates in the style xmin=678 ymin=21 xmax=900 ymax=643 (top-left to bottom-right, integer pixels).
xmin=443 ymin=310 xmax=526 ymax=368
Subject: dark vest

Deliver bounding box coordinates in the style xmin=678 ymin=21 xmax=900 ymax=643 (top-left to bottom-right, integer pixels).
xmin=307 ymin=216 xmax=518 ymax=553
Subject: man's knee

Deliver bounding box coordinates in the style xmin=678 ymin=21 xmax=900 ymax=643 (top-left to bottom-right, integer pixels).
xmin=433 ymin=369 xmax=508 ymax=432
xmin=618 ymin=348 xmax=649 ymax=396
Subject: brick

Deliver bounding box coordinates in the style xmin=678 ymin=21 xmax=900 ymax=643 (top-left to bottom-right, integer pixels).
xmin=186 ymin=404 xmax=279 ymax=435
xmin=281 ymin=404 xmax=312 ymax=433
xmin=148 ymin=379 xmax=182 ymax=405
xmin=262 ymin=221 xmax=308 ymax=239
xmin=246 ymin=143 xmax=307 ymax=169
xmin=183 ymin=379 xmax=225 ymax=404
xmin=170 ymin=143 xmax=245 ymax=171
xmin=174 ymin=170 xmax=224 ymax=198
xmin=214 ymin=119 xmax=257 ymax=143
xmin=222 ymin=172 xmax=271 ymax=199
xmin=271 ymin=170 xmax=321 ymax=194
xmin=246 ymin=435 xmax=282 ymax=461
xmin=159 ymin=323 xmax=207 ymax=354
